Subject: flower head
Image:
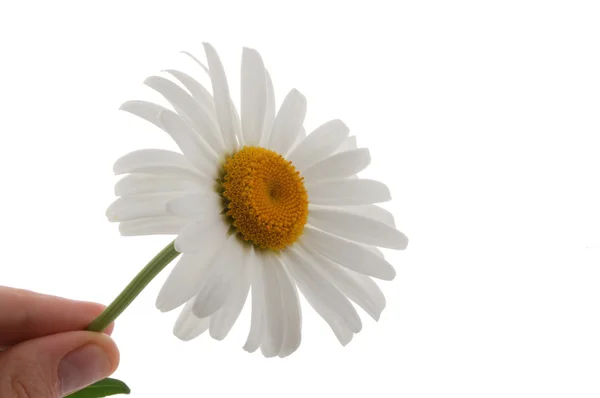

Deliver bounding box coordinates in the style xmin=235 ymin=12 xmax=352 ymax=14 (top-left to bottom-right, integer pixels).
xmin=107 ymin=43 xmax=408 ymax=357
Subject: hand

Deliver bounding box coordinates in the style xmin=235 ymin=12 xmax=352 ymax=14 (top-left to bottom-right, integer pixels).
xmin=0 ymin=286 xmax=120 ymax=397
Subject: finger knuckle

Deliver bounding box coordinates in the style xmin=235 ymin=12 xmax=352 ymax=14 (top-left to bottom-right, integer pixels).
xmin=9 ymin=374 xmax=33 ymax=398
xmin=2 ymin=358 xmax=57 ymax=398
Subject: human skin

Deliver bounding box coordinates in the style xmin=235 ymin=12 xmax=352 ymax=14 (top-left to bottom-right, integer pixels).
xmin=0 ymin=286 xmax=120 ymax=397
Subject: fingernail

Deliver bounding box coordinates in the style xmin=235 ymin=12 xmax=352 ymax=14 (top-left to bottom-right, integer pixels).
xmin=58 ymin=344 xmax=112 ymax=395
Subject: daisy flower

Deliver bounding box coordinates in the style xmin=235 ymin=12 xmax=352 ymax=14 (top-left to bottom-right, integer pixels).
xmin=106 ymin=43 xmax=408 ymax=357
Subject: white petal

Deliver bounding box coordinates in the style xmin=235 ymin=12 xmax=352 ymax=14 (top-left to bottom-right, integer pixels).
xmin=181 ymin=51 xmax=210 ymax=74
xmin=308 ymin=207 xmax=408 ymax=250
xmin=192 ymin=235 xmax=244 ymax=318
xmin=115 ymin=174 xmax=206 ymax=197
xmin=230 ymin=98 xmax=243 ymax=147
xmin=303 ymin=148 xmax=370 ymax=184
xmin=289 ymin=126 xmax=307 ymax=153
xmin=351 ymin=272 xmax=386 ymax=315
xmin=259 ymin=71 xmax=276 ymax=147
xmin=315 ymin=303 xmax=354 ymax=346
xmin=284 ymin=251 xmax=355 ymax=345
xmin=244 ymin=249 xmax=265 ymax=353
xmin=298 ymin=126 xmax=307 ymax=139
xmin=287 ymin=120 xmax=349 ymax=172
xmin=118 ymin=216 xmax=186 ymax=236
xmin=285 ymin=247 xmax=362 ymax=333
xmin=341 ymin=205 xmax=396 ymax=227
xmin=174 ymin=215 xmax=229 ymax=253
xmin=203 ymin=43 xmax=239 ymax=152
xmin=119 ymin=100 xmax=168 ymax=128
xmin=308 ymin=179 xmax=391 ymax=206
xmin=334 ymin=136 xmax=358 ymax=154
xmin=162 ymin=69 xmax=216 ymax=114
xmin=158 ymin=109 xmax=219 ymax=172
xmin=113 ymin=149 xmax=202 ymax=178
xmin=173 ymin=300 xmax=210 ymax=341
xmin=106 ymin=192 xmax=182 ymax=222
xmin=183 ymin=48 xmax=240 ymax=144
xmin=179 ymin=51 xmax=242 ymax=148
xmin=144 ymin=76 xmax=225 ymax=154
xmin=268 ymin=89 xmax=307 ymax=155
xmin=120 ymin=100 xmax=217 ymax=172
xmin=260 ymin=254 xmax=285 ymax=357
xmin=304 ymin=245 xmax=385 ymax=320
xmin=329 ymin=320 xmax=354 ymax=345
xmin=366 ymin=245 xmax=385 ymax=258
xmin=166 ymin=192 xmax=222 ymax=221
xmin=241 ymin=48 xmax=267 ymax=146
xmin=209 ymin=245 xmax=252 ymax=340
xmin=301 ymin=226 xmax=396 ymax=280
xmin=273 ymin=257 xmax=302 ymax=358
xmin=156 ymin=241 xmax=224 ymax=312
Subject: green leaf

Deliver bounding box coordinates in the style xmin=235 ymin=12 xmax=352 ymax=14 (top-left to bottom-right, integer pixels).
xmin=65 ymin=378 xmax=131 ymax=397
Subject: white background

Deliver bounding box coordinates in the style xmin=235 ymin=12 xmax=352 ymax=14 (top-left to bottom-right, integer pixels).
xmin=1 ymin=1 xmax=600 ymax=397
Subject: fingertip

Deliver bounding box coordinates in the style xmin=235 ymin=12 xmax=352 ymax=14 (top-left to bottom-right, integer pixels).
xmin=57 ymin=332 xmax=121 ymax=395
xmin=103 ymin=321 xmax=116 ymax=336
xmin=0 ymin=331 xmax=121 ymax=398
xmin=86 ymin=332 xmax=120 ymax=374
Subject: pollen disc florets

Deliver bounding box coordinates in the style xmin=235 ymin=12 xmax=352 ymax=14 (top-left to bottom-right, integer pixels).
xmin=221 ymin=146 xmax=309 ymax=250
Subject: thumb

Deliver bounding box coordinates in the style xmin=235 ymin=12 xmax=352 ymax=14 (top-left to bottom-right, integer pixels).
xmin=0 ymin=331 xmax=119 ymax=397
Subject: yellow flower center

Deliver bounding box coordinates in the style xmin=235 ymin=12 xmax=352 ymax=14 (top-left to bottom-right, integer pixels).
xmin=221 ymin=146 xmax=309 ymax=251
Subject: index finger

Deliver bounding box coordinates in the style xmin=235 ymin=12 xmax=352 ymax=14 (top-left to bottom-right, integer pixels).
xmin=0 ymin=286 xmax=114 ymax=346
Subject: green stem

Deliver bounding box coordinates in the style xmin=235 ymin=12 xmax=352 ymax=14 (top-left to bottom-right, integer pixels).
xmin=86 ymin=241 xmax=180 ymax=332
